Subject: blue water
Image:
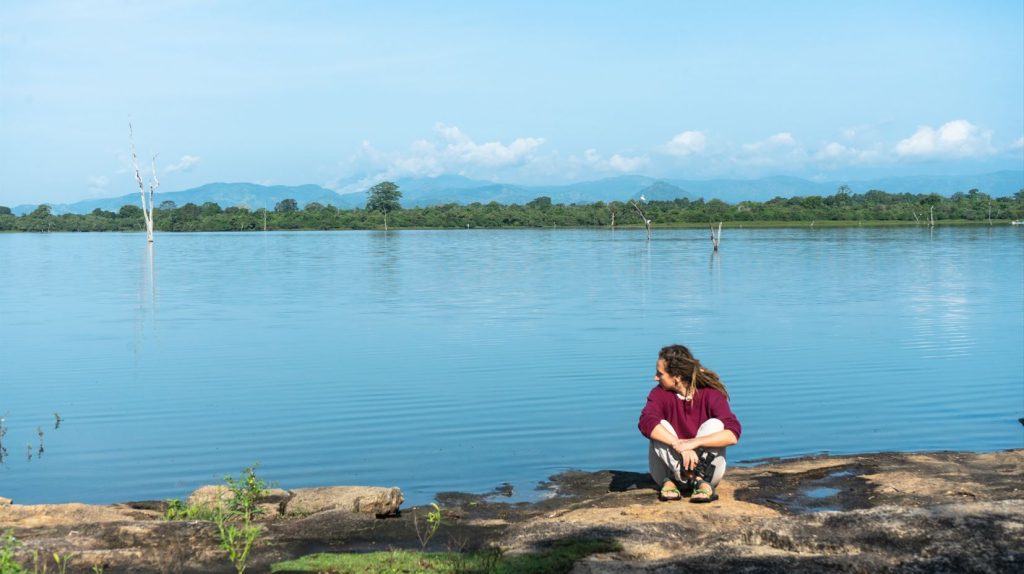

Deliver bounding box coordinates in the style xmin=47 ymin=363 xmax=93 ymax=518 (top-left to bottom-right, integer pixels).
xmin=1 ymin=227 xmax=1022 ymax=506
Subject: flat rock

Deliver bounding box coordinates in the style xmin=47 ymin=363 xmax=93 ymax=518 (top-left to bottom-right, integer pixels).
xmin=285 ymin=486 xmax=404 ymax=517
xmin=0 ymin=497 xmax=11 ymax=506
xmin=0 ymin=503 xmax=158 ymax=528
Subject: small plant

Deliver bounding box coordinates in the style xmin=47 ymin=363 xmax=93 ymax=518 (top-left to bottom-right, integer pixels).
xmin=30 ymin=550 xmax=45 ymax=574
xmin=412 ymin=503 xmax=443 ymax=550
xmin=52 ymin=552 xmax=73 ymax=574
xmin=214 ymin=509 xmax=260 ymax=574
xmin=91 ymin=565 xmax=104 ymax=574
xmin=162 ymin=498 xmax=220 ymax=522
xmin=1 ymin=529 xmax=25 ymax=574
xmin=162 ymin=465 xmax=270 ymax=572
xmin=223 ymin=465 xmax=270 ymax=522
xmin=162 ymin=498 xmax=188 ymax=521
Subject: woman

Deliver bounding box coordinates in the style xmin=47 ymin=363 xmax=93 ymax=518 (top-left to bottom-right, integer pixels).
xmin=638 ymin=344 xmax=741 ymax=502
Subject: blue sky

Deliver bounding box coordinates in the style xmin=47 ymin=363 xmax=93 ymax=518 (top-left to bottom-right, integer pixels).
xmin=1 ymin=0 xmax=1022 ymax=206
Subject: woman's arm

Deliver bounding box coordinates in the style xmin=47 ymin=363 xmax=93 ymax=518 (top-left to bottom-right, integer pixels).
xmin=648 ymin=422 xmax=678 ymax=446
xmin=638 ymin=388 xmax=670 ymax=438
xmin=669 ymin=429 xmax=737 ymax=470
xmin=673 ymin=429 xmax=737 ymax=451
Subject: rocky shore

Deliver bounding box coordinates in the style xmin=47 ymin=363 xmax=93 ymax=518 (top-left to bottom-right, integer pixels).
xmin=1 ymin=449 xmax=1021 ymax=573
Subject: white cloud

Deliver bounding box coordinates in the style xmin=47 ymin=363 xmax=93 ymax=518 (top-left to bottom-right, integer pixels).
xmin=577 ymin=148 xmax=649 ymax=173
xmin=87 ymin=175 xmax=109 ymax=195
xmin=813 ymin=141 xmax=883 ymax=165
xmin=327 ymin=121 xmax=1016 ymax=190
xmin=817 ymin=142 xmax=850 ymax=160
xmin=165 ymin=155 xmax=201 ymax=173
xmin=328 ymin=124 xmax=546 ymax=192
xmin=384 ymin=123 xmax=545 ymax=177
xmin=433 ymin=123 xmax=545 ymax=167
xmin=663 ymin=130 xmax=706 ymax=156
xmin=730 ymin=132 xmax=809 ymax=169
xmin=742 ymin=132 xmax=797 ymax=153
xmin=895 ymin=120 xmax=995 ymax=158
xmin=607 ymin=154 xmax=649 ymax=172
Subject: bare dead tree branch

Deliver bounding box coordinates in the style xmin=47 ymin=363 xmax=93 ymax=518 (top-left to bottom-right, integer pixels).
xmin=629 ymin=200 xmax=651 ymax=240
xmin=129 ymin=122 xmax=157 ymax=243
xmin=709 ymin=222 xmax=722 ymax=251
xmin=149 ymin=153 xmax=160 ymax=216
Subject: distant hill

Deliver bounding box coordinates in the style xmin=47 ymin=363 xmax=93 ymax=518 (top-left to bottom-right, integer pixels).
xmin=12 ymin=171 xmax=1021 ymax=215
xmin=12 ymin=182 xmax=343 ymax=215
xmin=636 ymin=180 xmax=692 ymax=202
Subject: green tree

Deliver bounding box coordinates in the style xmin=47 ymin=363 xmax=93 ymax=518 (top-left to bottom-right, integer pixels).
xmin=274 ymin=198 xmax=298 ymax=213
xmin=119 ymin=204 xmax=143 ymax=218
xmin=527 ymin=196 xmax=552 ymax=209
xmin=366 ymin=181 xmax=402 ymax=230
xmin=0 ymin=206 xmax=11 ymax=215
xmin=201 ymin=202 xmax=223 ymax=216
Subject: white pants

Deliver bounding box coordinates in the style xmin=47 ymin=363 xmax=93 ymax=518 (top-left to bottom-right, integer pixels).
xmin=648 ymin=418 xmax=728 ymax=487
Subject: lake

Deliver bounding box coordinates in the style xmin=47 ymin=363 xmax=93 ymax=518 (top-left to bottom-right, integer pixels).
xmin=1 ymin=227 xmax=1021 ymax=506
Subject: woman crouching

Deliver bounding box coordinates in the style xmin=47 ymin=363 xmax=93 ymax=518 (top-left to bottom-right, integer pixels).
xmin=638 ymin=344 xmax=742 ymax=502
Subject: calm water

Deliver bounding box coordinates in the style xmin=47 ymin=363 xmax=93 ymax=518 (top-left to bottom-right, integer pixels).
xmin=1 ymin=228 xmax=1022 ymax=505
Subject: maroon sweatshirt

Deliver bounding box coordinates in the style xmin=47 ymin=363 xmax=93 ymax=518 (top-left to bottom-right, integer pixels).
xmin=638 ymin=386 xmax=742 ymax=441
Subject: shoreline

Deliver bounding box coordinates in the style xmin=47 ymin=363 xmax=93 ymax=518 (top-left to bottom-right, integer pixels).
xmin=4 ymin=444 xmax=1020 ymax=509
xmin=2 ymin=448 xmax=1021 ymax=572
xmin=1 ymin=219 xmax=1021 ymax=234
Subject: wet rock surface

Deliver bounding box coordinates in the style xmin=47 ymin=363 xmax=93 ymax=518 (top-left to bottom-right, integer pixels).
xmin=0 ymin=449 xmax=1020 ymax=573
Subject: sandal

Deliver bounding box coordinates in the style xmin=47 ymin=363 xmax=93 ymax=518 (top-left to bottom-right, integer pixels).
xmin=659 ymin=483 xmax=682 ymax=501
xmin=689 ymin=480 xmax=718 ymax=503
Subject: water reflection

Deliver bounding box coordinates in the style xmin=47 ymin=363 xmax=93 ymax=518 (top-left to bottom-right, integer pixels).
xmin=369 ymin=231 xmax=402 ymax=303
xmin=133 ymin=243 xmax=158 ymax=360
xmin=708 ymin=249 xmax=720 ymax=272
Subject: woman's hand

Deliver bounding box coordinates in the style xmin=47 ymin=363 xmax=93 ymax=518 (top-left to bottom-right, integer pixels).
xmin=672 ymin=441 xmax=699 ymax=470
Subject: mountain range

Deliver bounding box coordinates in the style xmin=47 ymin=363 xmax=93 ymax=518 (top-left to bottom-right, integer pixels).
xmin=11 ymin=171 xmax=1023 ymax=215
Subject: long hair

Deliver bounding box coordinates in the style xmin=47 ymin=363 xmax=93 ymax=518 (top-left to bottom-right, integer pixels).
xmin=659 ymin=344 xmax=730 ymax=401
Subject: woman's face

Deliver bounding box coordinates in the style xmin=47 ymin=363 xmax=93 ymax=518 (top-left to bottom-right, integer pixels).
xmin=655 ymin=358 xmax=684 ymax=392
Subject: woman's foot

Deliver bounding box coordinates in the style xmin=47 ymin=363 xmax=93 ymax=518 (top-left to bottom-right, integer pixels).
xmin=659 ymin=480 xmax=682 ymax=501
xmin=689 ymin=479 xmax=718 ymax=503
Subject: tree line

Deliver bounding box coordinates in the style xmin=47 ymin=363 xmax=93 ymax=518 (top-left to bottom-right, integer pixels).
xmin=2 ymin=185 xmax=1022 ymax=233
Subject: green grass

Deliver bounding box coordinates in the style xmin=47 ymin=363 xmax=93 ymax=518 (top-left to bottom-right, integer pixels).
xmin=270 ymin=539 xmax=622 ymax=574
